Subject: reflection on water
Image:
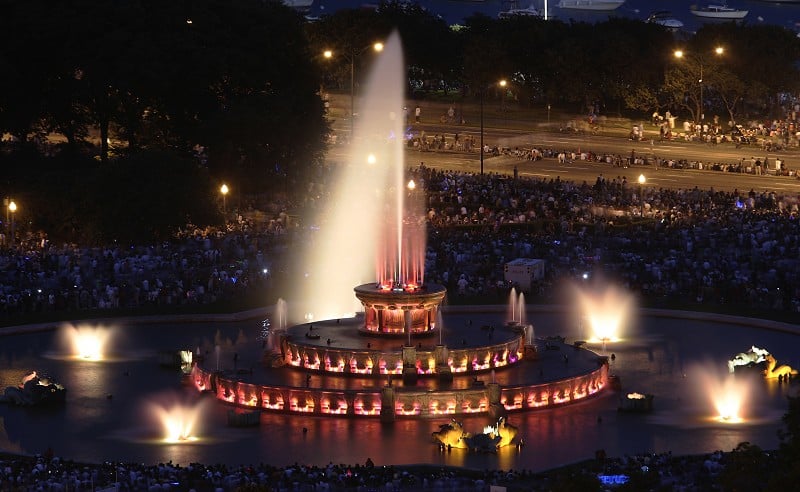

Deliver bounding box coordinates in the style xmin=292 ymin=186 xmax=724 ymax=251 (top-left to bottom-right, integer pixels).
xmin=0 ymin=315 xmax=795 ymax=470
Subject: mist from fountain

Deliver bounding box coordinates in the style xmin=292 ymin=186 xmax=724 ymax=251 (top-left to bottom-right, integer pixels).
xmin=146 ymin=394 xmax=209 ymax=443
xmin=57 ymin=323 xmax=114 ymax=361
xmin=573 ymin=283 xmax=633 ymax=343
xmin=295 ymin=31 xmax=424 ymax=320
xmin=275 ymin=298 xmax=288 ymax=330
xmin=692 ymin=363 xmax=755 ymax=424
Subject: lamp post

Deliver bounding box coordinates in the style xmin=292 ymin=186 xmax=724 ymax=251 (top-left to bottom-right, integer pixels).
xmin=327 ymin=42 xmax=383 ymax=141
xmin=674 ymin=47 xmax=724 ymax=124
xmin=3 ymin=198 xmax=8 ymax=246
xmin=638 ymin=174 xmax=646 ymax=217
xmin=220 ymin=184 xmax=229 ymax=218
xmin=499 ymin=79 xmax=507 ymax=113
xmin=321 ymin=50 xmax=333 ymax=112
xmin=8 ymin=200 xmax=16 ymax=249
xmin=479 ymin=79 xmax=507 ymax=175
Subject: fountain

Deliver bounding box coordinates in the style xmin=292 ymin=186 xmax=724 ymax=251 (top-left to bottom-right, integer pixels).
xmin=146 ymin=394 xmax=208 ymax=443
xmin=190 ymin=31 xmax=609 ymax=421
xmin=573 ymin=282 xmax=633 ymax=344
xmin=693 ymin=363 xmax=755 ymax=424
xmin=506 ymin=288 xmax=526 ymax=327
xmin=58 ymin=323 xmax=114 ymax=361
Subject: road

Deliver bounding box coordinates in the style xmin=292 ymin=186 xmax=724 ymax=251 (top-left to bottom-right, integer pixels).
xmin=326 ymin=116 xmax=800 ymax=194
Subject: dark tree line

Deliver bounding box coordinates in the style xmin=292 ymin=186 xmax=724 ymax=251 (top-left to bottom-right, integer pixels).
xmin=0 ymin=0 xmax=328 ymax=243
xmin=3 ymin=0 xmax=800 ymax=244
xmin=309 ymin=2 xmax=800 ymax=121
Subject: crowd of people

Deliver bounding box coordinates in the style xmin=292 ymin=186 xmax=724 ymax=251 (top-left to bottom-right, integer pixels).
xmin=414 ymin=164 xmax=799 ymax=312
xmin=0 ymin=448 xmax=740 ymax=491
xmin=0 ymin=141 xmax=798 ymax=487
xmin=2 ymin=143 xmax=800 ymax=319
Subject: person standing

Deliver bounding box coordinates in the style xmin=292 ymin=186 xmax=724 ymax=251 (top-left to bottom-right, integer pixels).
xmin=415 ymin=105 xmax=421 ymax=123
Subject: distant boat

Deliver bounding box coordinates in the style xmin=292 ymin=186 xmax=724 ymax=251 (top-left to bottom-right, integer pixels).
xmin=557 ymin=0 xmax=625 ymax=11
xmin=689 ymin=4 xmax=749 ymax=19
xmin=647 ymin=10 xmax=685 ymax=29
xmin=499 ymin=5 xmax=544 ymax=18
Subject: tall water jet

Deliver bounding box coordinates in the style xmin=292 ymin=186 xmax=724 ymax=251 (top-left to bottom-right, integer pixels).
xmin=275 ymin=298 xmax=288 ymax=331
xmin=517 ymin=292 xmax=526 ymax=327
xmin=507 ymin=288 xmax=517 ymax=323
xmin=298 ymin=31 xmax=424 ymax=320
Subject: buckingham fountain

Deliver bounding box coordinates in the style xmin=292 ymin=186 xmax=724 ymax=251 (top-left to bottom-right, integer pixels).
xmin=188 ymin=32 xmax=609 ymax=425
xmin=1 ymin=34 xmax=798 ymax=470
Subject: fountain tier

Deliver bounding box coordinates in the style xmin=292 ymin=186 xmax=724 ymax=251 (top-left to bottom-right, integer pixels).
xmin=354 ymin=282 xmax=446 ymax=336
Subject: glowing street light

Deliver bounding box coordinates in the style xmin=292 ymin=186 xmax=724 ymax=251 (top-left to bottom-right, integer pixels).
xmin=325 ymin=42 xmax=383 ymax=140
xmin=674 ymin=46 xmax=725 ymax=123
xmin=8 ymin=200 xmax=16 ymax=248
xmin=638 ymin=174 xmax=646 ymax=217
xmin=220 ymin=184 xmax=229 ymax=217
xmin=499 ymin=79 xmax=508 ymax=113
xmin=480 ymin=78 xmax=508 ymax=175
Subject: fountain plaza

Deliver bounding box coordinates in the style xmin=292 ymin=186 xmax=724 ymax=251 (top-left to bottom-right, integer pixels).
xmin=0 ymin=297 xmax=799 ymax=472
xmin=0 ymin=30 xmax=798 ymax=473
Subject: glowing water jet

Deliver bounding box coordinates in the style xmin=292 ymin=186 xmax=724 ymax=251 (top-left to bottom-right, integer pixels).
xmin=573 ymin=283 xmax=633 ymax=343
xmin=695 ymin=365 xmax=753 ymax=424
xmin=59 ymin=324 xmax=113 ymax=361
xmin=147 ymin=396 xmax=207 ymax=443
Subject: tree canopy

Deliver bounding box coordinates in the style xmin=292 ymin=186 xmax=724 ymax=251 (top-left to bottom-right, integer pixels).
xmin=3 ymin=0 xmax=800 ymax=243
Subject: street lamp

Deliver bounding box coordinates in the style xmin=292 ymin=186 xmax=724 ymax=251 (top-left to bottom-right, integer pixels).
xmin=8 ymin=200 xmax=16 ymax=248
xmin=327 ymin=42 xmax=383 ymax=141
xmin=499 ymin=79 xmax=507 ymax=113
xmin=479 ymin=78 xmax=507 ymax=175
xmin=638 ymin=174 xmax=646 ymax=217
xmin=320 ymin=50 xmax=334 ymax=113
xmin=220 ymin=184 xmax=229 ymax=217
xmin=674 ymin=46 xmax=724 ymax=124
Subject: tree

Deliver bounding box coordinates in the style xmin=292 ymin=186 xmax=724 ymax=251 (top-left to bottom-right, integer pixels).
xmin=85 ymin=150 xmax=218 ymax=243
xmin=768 ymin=395 xmax=800 ymax=488
xmin=718 ymin=442 xmax=771 ymax=492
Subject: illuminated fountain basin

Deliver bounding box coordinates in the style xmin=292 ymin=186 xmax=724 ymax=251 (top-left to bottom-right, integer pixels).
xmin=192 ymin=325 xmax=609 ymax=419
xmin=0 ymin=311 xmax=797 ymax=471
xmin=190 ymin=33 xmax=610 ymax=421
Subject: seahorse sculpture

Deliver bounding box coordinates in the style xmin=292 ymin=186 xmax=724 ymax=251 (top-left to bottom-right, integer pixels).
xmin=763 ymin=354 xmax=798 ymax=379
xmin=494 ymin=417 xmax=519 ymax=448
xmin=432 ymin=419 xmax=470 ymax=449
